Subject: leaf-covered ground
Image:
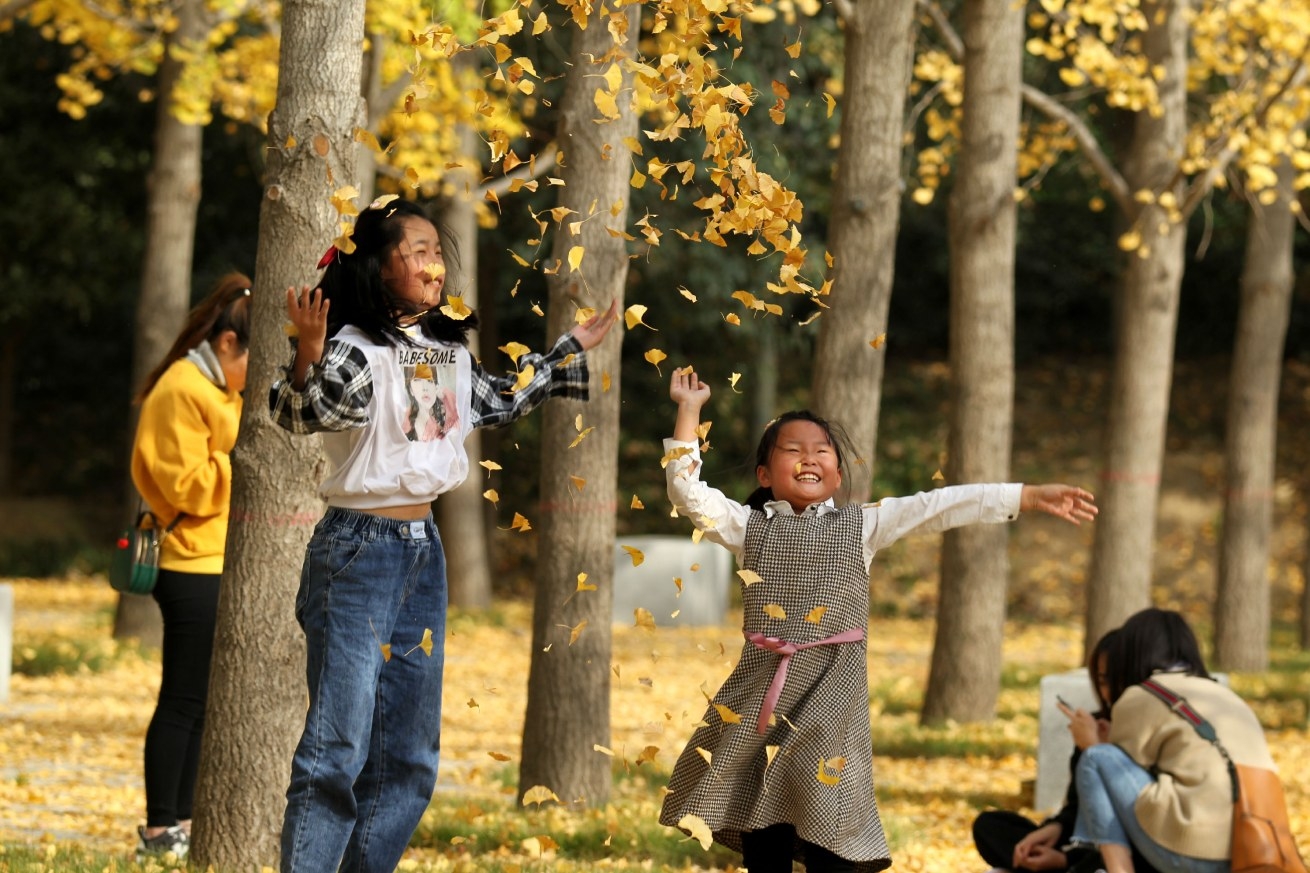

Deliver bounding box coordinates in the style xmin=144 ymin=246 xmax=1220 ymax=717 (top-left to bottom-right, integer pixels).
xmin=2 ymin=575 xmax=1309 ymax=872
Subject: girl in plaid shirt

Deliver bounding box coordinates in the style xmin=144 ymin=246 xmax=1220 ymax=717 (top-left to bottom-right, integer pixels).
xmin=270 ymin=197 xmax=616 ymax=873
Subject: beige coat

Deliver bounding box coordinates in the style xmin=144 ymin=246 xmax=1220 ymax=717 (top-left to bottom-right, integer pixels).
xmin=1109 ymin=672 xmax=1275 ymax=859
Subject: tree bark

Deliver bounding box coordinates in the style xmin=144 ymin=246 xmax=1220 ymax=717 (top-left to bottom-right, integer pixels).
xmin=810 ymin=0 xmax=917 ymax=504
xmin=190 ymin=0 xmax=366 ymax=867
xmin=921 ymin=0 xmax=1021 ymax=726
xmin=518 ymin=0 xmax=638 ymax=808
xmin=1085 ymin=0 xmax=1189 ymax=649
xmin=1214 ymin=162 xmax=1296 ymax=671
xmin=112 ymin=0 xmax=206 ymax=647
xmin=438 ymin=86 xmax=494 ymax=610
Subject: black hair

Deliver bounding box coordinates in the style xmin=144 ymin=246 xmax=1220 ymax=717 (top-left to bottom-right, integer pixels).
xmin=743 ymin=410 xmax=853 ymax=511
xmin=318 ymin=198 xmax=477 ymax=347
xmin=1087 ymin=627 xmax=1120 ymax=717
xmin=1105 ymin=607 xmax=1212 ymax=704
xmin=135 ymin=271 xmax=252 ymax=403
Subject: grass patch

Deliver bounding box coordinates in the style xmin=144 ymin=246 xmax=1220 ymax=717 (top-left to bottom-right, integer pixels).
xmin=12 ymin=636 xmax=144 ymax=677
xmin=0 ymin=844 xmax=128 ymax=872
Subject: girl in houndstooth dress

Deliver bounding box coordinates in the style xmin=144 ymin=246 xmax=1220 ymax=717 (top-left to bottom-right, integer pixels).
xmin=658 ymin=367 xmax=1098 ymax=873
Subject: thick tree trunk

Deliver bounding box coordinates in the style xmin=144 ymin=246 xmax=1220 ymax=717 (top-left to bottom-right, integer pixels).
xmin=921 ymin=0 xmax=1021 ymax=726
xmin=518 ymin=1 xmax=638 ymax=808
xmin=1214 ymin=162 xmax=1296 ymax=671
xmin=1085 ymin=0 xmax=1189 ymax=649
xmin=438 ymin=98 xmax=493 ymax=610
xmin=112 ymin=0 xmax=206 ymax=646
xmin=190 ymin=0 xmax=366 ymax=867
xmin=810 ymin=0 xmax=916 ymax=503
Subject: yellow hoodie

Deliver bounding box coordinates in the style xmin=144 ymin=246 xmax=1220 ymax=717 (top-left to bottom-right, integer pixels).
xmin=131 ymin=358 xmax=242 ymax=574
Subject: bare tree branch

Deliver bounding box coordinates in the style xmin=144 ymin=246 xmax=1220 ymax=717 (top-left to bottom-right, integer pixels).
xmin=372 ymin=141 xmax=560 ymax=201
xmin=917 ymin=0 xmax=962 ymax=60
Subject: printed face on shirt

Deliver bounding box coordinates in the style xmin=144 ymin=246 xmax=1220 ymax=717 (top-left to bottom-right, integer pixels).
xmin=382 ymin=216 xmax=446 ymax=312
xmin=755 ymin=419 xmax=842 ymax=513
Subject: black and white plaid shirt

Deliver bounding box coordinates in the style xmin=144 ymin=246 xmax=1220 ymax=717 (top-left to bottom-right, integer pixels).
xmin=269 ymin=333 xmax=589 ymax=434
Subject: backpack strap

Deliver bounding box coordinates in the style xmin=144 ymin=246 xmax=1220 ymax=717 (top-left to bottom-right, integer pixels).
xmin=1138 ymin=678 xmax=1240 ymax=803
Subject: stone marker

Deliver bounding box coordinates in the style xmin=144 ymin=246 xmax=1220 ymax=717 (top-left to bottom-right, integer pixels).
xmin=612 ymin=535 xmax=732 ymax=627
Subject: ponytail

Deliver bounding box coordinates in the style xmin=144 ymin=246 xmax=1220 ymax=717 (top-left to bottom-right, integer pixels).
xmin=134 ymin=272 xmax=252 ymax=404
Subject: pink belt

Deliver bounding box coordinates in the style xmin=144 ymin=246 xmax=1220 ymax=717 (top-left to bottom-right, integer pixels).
xmin=745 ymin=627 xmax=866 ymax=734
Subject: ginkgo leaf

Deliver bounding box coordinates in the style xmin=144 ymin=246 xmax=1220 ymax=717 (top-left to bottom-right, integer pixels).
xmin=510 ymin=513 xmax=532 ymax=532
xmin=441 ymin=295 xmax=472 ymax=320
xmin=568 ymin=620 xmax=587 ymax=645
xmin=729 ymin=373 xmax=743 ymax=392
xmin=419 ymin=628 xmax=434 ymax=656
xmin=738 ymin=569 xmax=763 ymax=587
xmin=679 ymin=287 xmax=698 ymax=302
xmin=645 ymin=348 xmax=668 ymax=373
xmin=630 ymin=495 xmax=645 ymax=509
xmin=380 ymin=643 xmax=392 ymax=662
xmin=576 ymin=573 xmax=597 ymax=592
xmin=763 ymin=604 xmax=787 ymax=620
xmin=932 ymin=469 xmax=945 ymax=482
xmin=634 ymin=608 xmax=656 ymax=630
xmin=625 ymin=304 xmax=656 ymax=330
xmin=570 ymin=475 xmax=586 ymax=491
xmin=805 ymin=606 xmax=828 ymax=624
xmin=695 ymin=747 xmax=713 ymax=765
xmin=467 ymin=698 xmax=479 ymax=708
xmin=488 ymin=751 xmax=511 ymax=761
xmin=499 ymin=341 xmax=530 ymax=365
xmin=817 ymin=756 xmax=847 ymax=786
xmin=679 ymin=813 xmax=714 ymax=851
xmin=724 ymin=313 xmax=741 ymax=326
xmin=568 ymin=426 xmax=595 ymax=448
xmin=483 ymin=489 xmax=499 ymax=505
xmin=713 ymin=703 xmax=742 ymax=724
xmin=521 ymin=785 xmax=560 ymax=806
xmin=567 ymin=245 xmax=584 ymax=271
xmin=636 ymin=746 xmax=660 ymax=765
xmin=869 ymin=333 xmax=886 ymax=349
xmin=622 ymin=545 xmax=645 ymax=566
xmin=354 ymin=128 xmax=383 ymax=152
xmin=511 ymin=364 xmax=536 ymax=392
xmin=765 ymin=745 xmax=780 ymax=767
xmin=480 ymin=460 xmax=503 ymax=473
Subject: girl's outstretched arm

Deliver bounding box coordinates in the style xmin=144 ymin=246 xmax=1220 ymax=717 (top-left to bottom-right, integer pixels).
xmin=287 ymin=285 xmax=329 ymax=390
xmin=1020 ymin=484 xmax=1098 ymax=525
xmin=670 ymin=366 xmax=710 ymax=442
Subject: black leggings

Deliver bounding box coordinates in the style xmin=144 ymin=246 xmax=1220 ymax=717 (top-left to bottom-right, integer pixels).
xmin=741 ymin=823 xmax=857 ymax=873
xmin=144 ymin=569 xmax=220 ymax=827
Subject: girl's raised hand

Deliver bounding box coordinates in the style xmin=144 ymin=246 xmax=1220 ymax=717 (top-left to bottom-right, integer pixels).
xmin=670 ymin=366 xmax=711 ymax=408
xmin=287 ymin=285 xmax=330 ymax=344
xmin=571 ymin=299 xmax=620 ymax=351
xmin=1020 ymin=483 xmax=1098 ymax=525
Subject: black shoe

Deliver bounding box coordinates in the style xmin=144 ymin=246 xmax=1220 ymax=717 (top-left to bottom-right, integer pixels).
xmin=136 ymin=825 xmax=189 ymax=860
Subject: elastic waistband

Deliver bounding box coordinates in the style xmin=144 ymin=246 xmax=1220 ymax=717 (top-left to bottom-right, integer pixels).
xmin=321 ymin=506 xmax=433 ymax=541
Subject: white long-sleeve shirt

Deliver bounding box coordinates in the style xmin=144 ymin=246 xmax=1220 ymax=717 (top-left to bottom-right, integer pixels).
xmin=662 ymin=438 xmax=1024 ymax=568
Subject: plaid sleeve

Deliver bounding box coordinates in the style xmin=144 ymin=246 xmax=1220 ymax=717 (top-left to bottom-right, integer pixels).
xmin=471 ymin=333 xmax=589 ymax=429
xmin=268 ymin=338 xmax=373 ymax=434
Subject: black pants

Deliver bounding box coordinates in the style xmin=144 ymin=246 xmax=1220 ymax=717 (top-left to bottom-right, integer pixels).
xmin=144 ymin=569 xmax=220 ymax=827
xmin=741 ymin=823 xmax=857 ymax=873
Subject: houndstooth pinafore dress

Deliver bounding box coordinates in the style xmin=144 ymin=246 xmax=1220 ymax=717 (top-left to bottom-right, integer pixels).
xmin=659 ymin=503 xmax=890 ymax=871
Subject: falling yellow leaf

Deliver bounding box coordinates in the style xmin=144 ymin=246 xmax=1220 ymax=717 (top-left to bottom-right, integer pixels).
xmin=805 ymin=606 xmax=828 ymax=624
xmin=419 ymin=628 xmax=434 ymax=656
xmin=467 ymin=698 xmax=479 ymax=708
xmin=568 ymin=245 xmax=585 ymax=271
xmin=763 ymin=603 xmax=787 ymax=620
xmin=510 ymin=513 xmax=532 ymax=532
xmin=568 ymin=426 xmax=595 ymax=448
xmin=679 ymin=286 xmax=698 ymax=302
xmin=570 ymin=475 xmax=586 ymax=491
xmin=622 ymin=545 xmax=645 ymax=567
xmin=521 ymin=785 xmax=561 ymax=806
xmin=380 ymin=643 xmax=392 ymax=662
xmin=488 ymin=751 xmax=511 ymax=762
xmin=480 ymin=460 xmax=503 ymax=473
xmin=499 ymin=341 xmax=530 ymax=365
xmin=816 ymin=756 xmax=847 ymax=786
xmin=869 ymin=333 xmax=886 ymax=350
xmin=738 ymin=569 xmax=763 ymax=587
xmin=441 ymin=295 xmax=472 ymax=320
xmin=576 ymin=573 xmax=597 ymax=592
xmin=679 ymin=813 xmax=714 ymax=851
xmin=636 ymin=746 xmax=660 ymax=765
xmin=567 ymin=620 xmax=587 ymax=645
xmin=724 ymin=313 xmax=741 ymax=326
xmin=511 ymin=364 xmax=536 ymax=393
xmin=625 ymin=305 xmax=656 ymax=330
xmin=765 ymin=745 xmax=780 ymax=768
xmin=483 ymin=489 xmax=499 ymax=505
xmin=695 ymin=747 xmax=713 ymax=765
xmin=713 ymin=703 xmax=742 ymax=724
xmin=634 ymin=608 xmax=656 ymax=630
xmin=645 ymin=348 xmax=668 ymax=373
xmin=932 ymin=469 xmax=945 ymax=482
xmin=630 ymin=495 xmax=645 ymax=510
xmin=729 ymin=373 xmax=743 ymax=392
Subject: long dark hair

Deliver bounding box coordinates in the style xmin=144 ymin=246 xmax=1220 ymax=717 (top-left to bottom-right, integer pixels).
xmin=134 ymin=272 xmax=252 ymax=404
xmin=744 ymin=410 xmax=853 ymax=510
xmin=1088 ymin=627 xmax=1120 ymax=717
xmin=318 ymin=198 xmax=476 ymax=347
xmin=1106 ymin=607 xmax=1212 ymax=704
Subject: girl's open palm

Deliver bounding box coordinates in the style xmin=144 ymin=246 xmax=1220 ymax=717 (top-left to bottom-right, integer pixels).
xmin=670 ymin=367 xmax=711 ymax=408
xmin=287 ymin=285 xmax=329 ymax=346
xmin=571 ymin=299 xmax=620 ymax=351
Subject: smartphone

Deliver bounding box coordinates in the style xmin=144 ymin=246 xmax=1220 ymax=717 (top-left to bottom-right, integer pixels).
xmin=1056 ymin=694 xmax=1073 ymax=710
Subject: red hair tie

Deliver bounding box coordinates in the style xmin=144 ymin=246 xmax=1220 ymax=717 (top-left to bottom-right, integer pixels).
xmin=317 ymin=246 xmax=338 ymax=270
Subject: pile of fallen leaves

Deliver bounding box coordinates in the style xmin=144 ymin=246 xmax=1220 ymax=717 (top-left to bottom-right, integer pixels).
xmin=2 ymin=577 xmax=1308 ymax=872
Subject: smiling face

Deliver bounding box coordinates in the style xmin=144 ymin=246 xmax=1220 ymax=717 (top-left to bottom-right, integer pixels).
xmin=755 ymin=419 xmax=842 ymax=513
xmin=382 ymin=216 xmax=446 ymax=313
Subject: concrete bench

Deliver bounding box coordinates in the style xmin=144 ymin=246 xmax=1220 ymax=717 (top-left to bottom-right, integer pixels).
xmin=0 ymin=583 xmax=12 ymax=703
xmin=1036 ymin=668 xmax=1229 ymax=812
xmin=612 ymin=535 xmax=732 ymax=627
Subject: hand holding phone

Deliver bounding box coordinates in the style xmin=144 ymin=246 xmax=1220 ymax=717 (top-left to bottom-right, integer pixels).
xmin=1056 ymin=694 xmax=1074 ymax=716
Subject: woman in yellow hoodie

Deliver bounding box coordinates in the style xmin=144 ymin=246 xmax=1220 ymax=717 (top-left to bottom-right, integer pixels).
xmin=129 ymin=272 xmax=251 ymax=859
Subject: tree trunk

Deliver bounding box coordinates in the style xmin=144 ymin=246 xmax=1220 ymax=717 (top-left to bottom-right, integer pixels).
xmin=921 ymin=0 xmax=1021 ymax=726
xmin=438 ymin=90 xmax=493 ymax=610
xmin=190 ymin=0 xmax=366 ymax=867
xmin=112 ymin=0 xmax=206 ymax=646
xmin=1214 ymin=162 xmax=1296 ymax=671
xmin=810 ymin=0 xmax=917 ymax=504
xmin=518 ymin=1 xmax=638 ymax=807
xmin=1085 ymin=0 xmax=1189 ymax=649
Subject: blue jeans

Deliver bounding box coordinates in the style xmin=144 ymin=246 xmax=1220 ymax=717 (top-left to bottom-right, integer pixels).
xmin=281 ymin=508 xmax=448 ymax=873
xmin=1073 ymin=744 xmax=1229 ymax=873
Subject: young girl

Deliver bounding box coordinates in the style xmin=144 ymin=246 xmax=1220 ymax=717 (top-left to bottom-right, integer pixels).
xmin=270 ymin=197 xmax=617 ymax=873
xmin=658 ymin=366 xmax=1097 ymax=873
xmin=130 ymin=272 xmax=252 ymax=859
